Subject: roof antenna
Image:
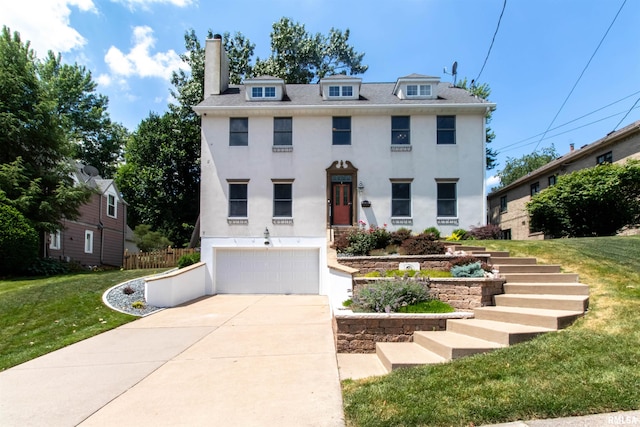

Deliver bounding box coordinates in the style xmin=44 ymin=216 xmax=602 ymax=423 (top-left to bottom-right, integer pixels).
xmin=443 ymin=61 xmax=458 ymax=86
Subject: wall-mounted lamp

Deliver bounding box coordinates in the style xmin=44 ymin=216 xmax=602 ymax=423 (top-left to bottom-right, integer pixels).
xmin=357 ymin=181 xmax=365 ymax=194
xmin=264 ymin=227 xmax=270 ymax=245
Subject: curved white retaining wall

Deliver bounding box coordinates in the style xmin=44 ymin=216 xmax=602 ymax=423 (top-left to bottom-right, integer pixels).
xmin=145 ymin=262 xmax=207 ymax=307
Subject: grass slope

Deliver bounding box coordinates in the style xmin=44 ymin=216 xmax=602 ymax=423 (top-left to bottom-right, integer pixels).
xmin=0 ymin=269 xmax=163 ymax=371
xmin=342 ymin=236 xmax=640 ymax=426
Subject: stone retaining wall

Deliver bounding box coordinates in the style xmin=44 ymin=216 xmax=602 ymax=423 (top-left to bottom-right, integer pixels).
xmin=337 ymin=254 xmax=491 ymax=274
xmin=333 ymin=312 xmax=473 ymax=353
xmin=353 ymin=277 xmax=505 ymax=311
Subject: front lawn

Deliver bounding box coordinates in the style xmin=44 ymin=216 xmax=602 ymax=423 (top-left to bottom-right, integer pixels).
xmin=342 ymin=236 xmax=640 ymax=426
xmin=0 ymin=269 xmax=164 ymax=371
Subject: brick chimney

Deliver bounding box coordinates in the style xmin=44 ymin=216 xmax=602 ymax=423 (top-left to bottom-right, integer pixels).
xmin=204 ymin=34 xmax=229 ymax=98
xmin=570 ymin=143 xmax=575 ymax=152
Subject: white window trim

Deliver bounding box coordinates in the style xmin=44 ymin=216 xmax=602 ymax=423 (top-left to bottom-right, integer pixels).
xmin=49 ymin=230 xmax=61 ymax=250
xmin=406 ymin=84 xmax=432 ymax=98
xmin=435 ymin=179 xmax=459 ymax=219
xmin=84 ymin=230 xmax=94 ymax=254
xmin=328 ymin=85 xmax=354 ymax=98
xmin=390 ymin=179 xmax=413 ymax=219
xmin=251 ymin=86 xmax=277 ymax=99
xmin=107 ymin=194 xmax=117 ymax=218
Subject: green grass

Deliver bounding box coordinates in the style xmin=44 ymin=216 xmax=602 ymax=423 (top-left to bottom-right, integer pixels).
xmin=396 ymin=299 xmax=455 ymax=314
xmin=342 ymin=236 xmax=640 ymax=426
xmin=0 ymin=269 xmax=165 ymax=371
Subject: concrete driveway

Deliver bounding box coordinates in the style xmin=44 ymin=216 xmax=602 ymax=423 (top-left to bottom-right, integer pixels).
xmin=0 ymin=295 xmax=345 ymax=427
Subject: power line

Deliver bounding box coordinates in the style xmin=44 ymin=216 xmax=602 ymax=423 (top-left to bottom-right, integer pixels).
xmin=498 ymin=90 xmax=640 ymax=151
xmin=474 ymin=0 xmax=507 ymax=83
xmin=612 ymin=94 xmax=640 ymax=131
xmin=533 ymin=0 xmax=627 ymax=152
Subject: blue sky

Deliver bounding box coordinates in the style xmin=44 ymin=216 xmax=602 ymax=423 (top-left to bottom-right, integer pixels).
xmin=2 ymin=0 xmax=639 ymax=188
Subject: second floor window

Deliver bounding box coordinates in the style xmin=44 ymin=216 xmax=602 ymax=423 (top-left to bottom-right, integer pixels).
xmin=530 ymin=182 xmax=540 ymax=197
xmin=230 ymin=118 xmax=248 ymax=146
xmin=437 ymin=116 xmax=456 ymax=144
xmin=332 ymin=117 xmax=351 ymax=145
xmin=548 ymin=175 xmax=557 ymax=186
xmin=500 ymin=195 xmax=507 ymax=213
xmin=274 ymin=118 xmax=292 ymax=146
xmin=229 ymin=183 xmax=248 ymax=217
xmin=107 ymin=194 xmax=116 ymax=218
xmin=597 ymin=151 xmax=613 ymax=164
xmin=391 ymin=116 xmax=410 ymax=145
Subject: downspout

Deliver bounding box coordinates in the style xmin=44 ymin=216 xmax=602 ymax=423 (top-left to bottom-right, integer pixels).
xmin=99 ymin=194 xmax=104 ymax=265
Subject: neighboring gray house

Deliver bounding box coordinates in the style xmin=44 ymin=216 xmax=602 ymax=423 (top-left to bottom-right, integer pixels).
xmin=488 ymin=120 xmax=640 ymax=240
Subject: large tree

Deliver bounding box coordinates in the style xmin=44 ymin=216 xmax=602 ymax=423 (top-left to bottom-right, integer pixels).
xmin=527 ymin=160 xmax=640 ymax=237
xmin=496 ymin=146 xmax=558 ymax=189
xmin=457 ymin=78 xmax=497 ymax=170
xmin=0 ymin=27 xmax=93 ymax=250
xmin=38 ymin=52 xmax=127 ymax=178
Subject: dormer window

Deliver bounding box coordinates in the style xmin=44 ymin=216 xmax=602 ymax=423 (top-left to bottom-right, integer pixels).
xmin=394 ymin=74 xmax=439 ymax=100
xmin=407 ymin=84 xmax=431 ymax=97
xmin=244 ymin=76 xmax=285 ymax=101
xmin=320 ymin=76 xmax=361 ymax=100
xmin=251 ymin=87 xmax=277 ymax=98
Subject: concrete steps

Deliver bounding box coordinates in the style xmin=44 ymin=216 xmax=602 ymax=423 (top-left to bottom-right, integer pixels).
xmin=373 ymin=245 xmax=589 ymax=372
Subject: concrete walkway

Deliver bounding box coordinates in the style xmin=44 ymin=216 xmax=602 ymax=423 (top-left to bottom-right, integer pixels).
xmin=0 ymin=295 xmax=345 ymax=427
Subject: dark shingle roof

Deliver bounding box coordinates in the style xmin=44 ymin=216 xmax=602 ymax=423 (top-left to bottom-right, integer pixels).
xmin=196 ymin=82 xmax=490 ymax=108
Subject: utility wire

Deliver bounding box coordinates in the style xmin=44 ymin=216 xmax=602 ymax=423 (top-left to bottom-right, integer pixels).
xmin=498 ymin=89 xmax=640 ymax=151
xmin=474 ymin=0 xmax=507 ymax=83
xmin=533 ymin=0 xmax=627 ymax=152
xmin=612 ymin=95 xmax=640 ymax=131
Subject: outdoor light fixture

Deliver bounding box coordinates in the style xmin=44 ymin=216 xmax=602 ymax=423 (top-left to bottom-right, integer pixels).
xmin=264 ymin=227 xmax=270 ymax=245
xmin=357 ymin=181 xmax=365 ymax=193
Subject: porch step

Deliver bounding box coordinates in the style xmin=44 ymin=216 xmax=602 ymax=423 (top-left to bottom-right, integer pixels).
xmin=496 ymin=264 xmax=562 ymax=274
xmin=473 ymin=306 xmax=584 ymax=329
xmin=495 ymin=293 xmax=589 ymax=312
xmin=448 ymin=245 xmax=487 ymax=252
xmin=501 ymin=273 xmax=579 ymax=283
xmin=491 ymin=257 xmax=537 ymax=265
xmin=503 ymin=283 xmax=590 ymax=296
xmin=413 ymin=331 xmax=504 ymax=359
xmin=446 ymin=318 xmax=553 ymax=346
xmin=376 ymin=342 xmax=446 ymax=372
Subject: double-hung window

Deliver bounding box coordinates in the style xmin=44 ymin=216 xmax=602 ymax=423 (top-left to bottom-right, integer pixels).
xmin=107 ymin=194 xmax=116 ymax=218
xmin=437 ymin=115 xmax=456 ymax=144
xmin=332 ymin=117 xmax=351 ymax=145
xmin=437 ymin=182 xmax=457 ymax=217
xmin=530 ymin=182 xmax=540 ymax=197
xmin=229 ymin=118 xmax=248 ymax=146
xmin=391 ymin=116 xmax=410 ymax=145
xmin=391 ymin=182 xmax=411 ymax=217
xmin=273 ymin=182 xmax=293 ymax=217
xmin=596 ymin=151 xmax=613 ymax=164
xmin=548 ymin=175 xmax=557 ymax=186
xmin=500 ymin=195 xmax=508 ymax=213
xmin=274 ymin=117 xmax=292 ymax=146
xmin=49 ymin=230 xmax=61 ymax=250
xmin=228 ymin=182 xmax=248 ymax=217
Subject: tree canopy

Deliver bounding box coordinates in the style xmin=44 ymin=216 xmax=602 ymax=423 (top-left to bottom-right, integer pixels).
xmin=457 ymin=78 xmax=497 ymax=170
xmin=496 ymin=146 xmax=558 ymax=189
xmin=527 ymin=160 xmax=640 ymax=237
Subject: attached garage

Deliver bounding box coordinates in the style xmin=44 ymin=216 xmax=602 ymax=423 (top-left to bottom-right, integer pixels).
xmin=214 ymin=248 xmax=320 ymax=294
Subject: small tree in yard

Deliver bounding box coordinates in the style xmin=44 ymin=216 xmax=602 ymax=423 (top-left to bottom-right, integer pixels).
xmin=527 ymin=160 xmax=640 ymax=237
xmin=133 ymin=224 xmax=173 ymax=252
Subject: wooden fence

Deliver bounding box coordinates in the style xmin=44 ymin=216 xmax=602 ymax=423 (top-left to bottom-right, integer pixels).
xmin=123 ymin=246 xmax=198 ymax=270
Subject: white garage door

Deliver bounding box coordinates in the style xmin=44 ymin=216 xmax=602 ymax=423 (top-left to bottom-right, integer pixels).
xmin=215 ymin=248 xmax=320 ymax=294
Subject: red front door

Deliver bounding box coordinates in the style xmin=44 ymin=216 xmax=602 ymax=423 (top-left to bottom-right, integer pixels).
xmin=332 ymin=183 xmax=352 ymax=225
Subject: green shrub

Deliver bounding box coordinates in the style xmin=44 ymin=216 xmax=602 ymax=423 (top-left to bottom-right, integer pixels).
xmin=26 ymin=258 xmax=70 ymax=276
xmin=364 ymin=271 xmax=382 ymax=277
xmin=353 ymin=279 xmax=429 ymax=313
xmin=400 ymin=233 xmax=445 ymax=255
xmin=423 ymin=227 xmax=441 ymax=239
xmin=451 ymin=261 xmax=486 ymax=277
xmin=0 ymin=203 xmax=39 ymax=275
xmin=397 ymin=300 xmax=455 ymax=313
xmin=369 ymin=226 xmax=391 ymax=249
xmin=177 ymin=252 xmax=200 ymax=268
xmin=342 ymin=299 xmax=353 ymax=307
xmin=131 ymin=300 xmax=146 ymax=309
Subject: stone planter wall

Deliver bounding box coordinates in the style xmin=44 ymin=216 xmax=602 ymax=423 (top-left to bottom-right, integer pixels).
xmin=337 ymin=254 xmax=491 ymax=275
xmin=333 ymin=312 xmax=472 ymax=353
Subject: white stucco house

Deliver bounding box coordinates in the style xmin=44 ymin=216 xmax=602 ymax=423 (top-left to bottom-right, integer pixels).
xmin=193 ymin=35 xmax=495 ymax=300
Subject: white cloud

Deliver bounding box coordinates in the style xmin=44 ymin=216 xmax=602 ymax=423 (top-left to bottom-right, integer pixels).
xmin=96 ymin=74 xmax=113 ymax=87
xmin=0 ymin=0 xmax=96 ymax=55
xmin=485 ymin=175 xmax=501 ymax=192
xmin=111 ymin=0 xmax=194 ymax=11
xmin=104 ymin=26 xmax=188 ymax=81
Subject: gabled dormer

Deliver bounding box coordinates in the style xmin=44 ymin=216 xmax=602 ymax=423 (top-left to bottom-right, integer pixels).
xmin=319 ymin=75 xmax=361 ymax=100
xmin=244 ymin=76 xmax=286 ymax=101
xmin=393 ymin=74 xmax=440 ymax=100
